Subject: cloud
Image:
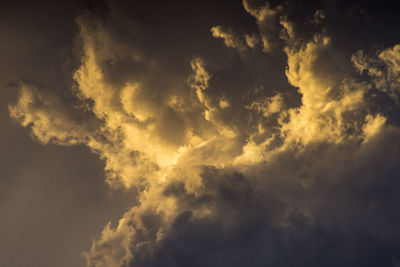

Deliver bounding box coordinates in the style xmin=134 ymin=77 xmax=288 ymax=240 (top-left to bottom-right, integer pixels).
xmin=8 ymin=82 xmax=96 ymax=145
xmin=210 ymin=26 xmax=262 ymax=52
xmin=210 ymin=26 xmax=248 ymax=51
xmin=243 ymin=0 xmax=283 ymax=52
xmin=8 ymin=1 xmax=400 ymax=266
xmin=85 ymin=127 xmax=400 ymax=266
xmin=281 ymin=35 xmax=367 ymax=145
xmin=352 ymin=44 xmax=400 ymax=103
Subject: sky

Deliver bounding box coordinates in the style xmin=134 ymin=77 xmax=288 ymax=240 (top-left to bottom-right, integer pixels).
xmin=2 ymin=0 xmax=400 ymax=266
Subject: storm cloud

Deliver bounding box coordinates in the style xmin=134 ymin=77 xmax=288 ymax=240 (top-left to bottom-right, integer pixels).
xmin=4 ymin=0 xmax=400 ymax=266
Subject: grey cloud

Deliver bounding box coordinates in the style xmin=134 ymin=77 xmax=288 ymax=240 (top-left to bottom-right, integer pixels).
xmin=121 ymin=129 xmax=400 ymax=267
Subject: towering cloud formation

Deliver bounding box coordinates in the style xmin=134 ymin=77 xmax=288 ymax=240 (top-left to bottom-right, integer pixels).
xmin=8 ymin=0 xmax=400 ymax=266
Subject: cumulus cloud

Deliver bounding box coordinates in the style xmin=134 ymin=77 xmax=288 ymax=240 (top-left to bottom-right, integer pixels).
xmin=8 ymin=0 xmax=400 ymax=266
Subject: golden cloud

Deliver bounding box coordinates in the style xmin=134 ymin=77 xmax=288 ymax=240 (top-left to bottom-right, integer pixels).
xmin=8 ymin=3 xmax=400 ymax=266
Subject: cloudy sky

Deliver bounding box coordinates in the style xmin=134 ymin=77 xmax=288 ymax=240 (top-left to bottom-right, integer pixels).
xmin=2 ymin=0 xmax=400 ymax=266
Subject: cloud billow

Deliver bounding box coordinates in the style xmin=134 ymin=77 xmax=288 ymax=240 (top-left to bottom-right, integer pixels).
xmin=8 ymin=0 xmax=400 ymax=266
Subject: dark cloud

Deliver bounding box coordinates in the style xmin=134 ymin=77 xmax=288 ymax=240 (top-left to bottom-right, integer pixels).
xmin=125 ymin=129 xmax=400 ymax=267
